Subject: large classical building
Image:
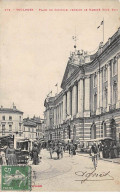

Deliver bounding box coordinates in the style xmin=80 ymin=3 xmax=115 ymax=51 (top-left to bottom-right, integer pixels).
xmin=44 ymin=28 xmax=120 ymax=145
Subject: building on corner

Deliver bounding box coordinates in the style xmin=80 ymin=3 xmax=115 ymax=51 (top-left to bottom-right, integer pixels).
xmin=44 ymin=27 xmax=120 ymax=145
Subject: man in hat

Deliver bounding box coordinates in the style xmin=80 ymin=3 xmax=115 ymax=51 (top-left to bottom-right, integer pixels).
xmin=31 ymin=143 xmax=39 ymax=165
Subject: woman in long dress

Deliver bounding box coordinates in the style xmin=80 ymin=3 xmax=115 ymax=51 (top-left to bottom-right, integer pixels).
xmin=6 ymin=142 xmax=17 ymax=165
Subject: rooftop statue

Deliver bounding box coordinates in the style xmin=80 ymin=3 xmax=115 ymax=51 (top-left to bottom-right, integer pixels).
xmin=69 ymin=50 xmax=88 ymax=66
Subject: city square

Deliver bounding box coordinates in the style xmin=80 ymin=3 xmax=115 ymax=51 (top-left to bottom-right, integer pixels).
xmin=0 ymin=0 xmax=120 ymax=192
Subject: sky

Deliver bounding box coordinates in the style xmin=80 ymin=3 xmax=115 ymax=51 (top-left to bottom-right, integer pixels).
xmin=0 ymin=1 xmax=120 ymax=118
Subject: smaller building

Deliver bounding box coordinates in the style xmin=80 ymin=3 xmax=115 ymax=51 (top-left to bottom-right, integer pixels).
xmin=0 ymin=104 xmax=23 ymax=138
xmin=30 ymin=116 xmax=45 ymax=139
xmin=23 ymin=118 xmax=37 ymax=141
xmin=23 ymin=116 xmax=45 ymax=141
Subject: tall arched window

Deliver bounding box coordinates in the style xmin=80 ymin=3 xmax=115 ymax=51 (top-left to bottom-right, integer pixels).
xmin=73 ymin=125 xmax=76 ymax=141
xmin=110 ymin=119 xmax=116 ymax=140
xmin=94 ymin=93 xmax=97 ymax=112
xmin=63 ymin=129 xmax=65 ymax=139
xmin=104 ymin=87 xmax=108 ymax=108
xmin=113 ymin=57 xmax=117 ymax=76
xmin=59 ymin=132 xmax=61 ymax=140
xmin=113 ymin=81 xmax=117 ymax=105
xmin=67 ymin=125 xmax=71 ymax=139
xmin=91 ymin=123 xmax=96 ymax=139
xmin=101 ymin=121 xmax=106 ymax=137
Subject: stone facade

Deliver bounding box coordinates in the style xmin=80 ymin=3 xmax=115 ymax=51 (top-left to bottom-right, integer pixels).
xmin=0 ymin=105 xmax=23 ymax=138
xmin=44 ymin=28 xmax=120 ymax=145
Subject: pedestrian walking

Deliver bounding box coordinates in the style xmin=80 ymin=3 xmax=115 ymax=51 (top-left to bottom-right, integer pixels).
xmin=1 ymin=149 xmax=6 ymax=165
xmin=50 ymin=147 xmax=53 ymax=159
xmin=6 ymin=142 xmax=17 ymax=165
xmin=56 ymin=144 xmax=61 ymax=159
xmin=60 ymin=144 xmax=63 ymax=158
xmin=90 ymin=142 xmax=98 ymax=169
xmin=70 ymin=144 xmax=74 ymax=157
xmin=72 ymin=145 xmax=76 ymax=155
xmin=32 ymin=143 xmax=39 ymax=165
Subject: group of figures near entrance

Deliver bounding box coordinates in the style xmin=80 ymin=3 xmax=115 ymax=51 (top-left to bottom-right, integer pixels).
xmin=49 ymin=140 xmax=77 ymax=159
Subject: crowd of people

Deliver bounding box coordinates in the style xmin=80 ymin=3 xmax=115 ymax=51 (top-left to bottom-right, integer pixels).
xmin=98 ymin=142 xmax=119 ymax=159
xmin=0 ymin=141 xmax=17 ymax=165
xmin=0 ymin=139 xmax=119 ymax=166
xmin=0 ymin=141 xmax=42 ymax=166
xmin=48 ymin=140 xmax=77 ymax=159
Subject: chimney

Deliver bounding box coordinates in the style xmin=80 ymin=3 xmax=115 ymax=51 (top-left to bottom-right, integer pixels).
xmin=12 ymin=102 xmax=16 ymax=110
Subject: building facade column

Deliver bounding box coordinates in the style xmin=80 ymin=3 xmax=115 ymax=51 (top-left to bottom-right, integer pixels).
xmin=96 ymin=70 xmax=101 ymax=115
xmin=84 ymin=77 xmax=90 ymax=116
xmin=56 ymin=106 xmax=58 ymax=126
xmin=63 ymin=94 xmax=66 ymax=121
xmin=100 ymin=68 xmax=103 ymax=108
xmin=116 ymin=53 xmax=120 ymax=108
xmin=57 ymin=106 xmax=59 ymax=126
xmin=72 ymin=86 xmax=74 ymax=117
xmin=107 ymin=62 xmax=111 ymax=111
xmin=74 ymin=83 xmax=78 ymax=115
xmin=59 ymin=104 xmax=61 ymax=125
xmin=67 ymin=90 xmax=71 ymax=117
xmin=78 ymin=79 xmax=84 ymax=117
xmin=61 ymin=102 xmax=63 ymax=123
xmin=72 ymin=84 xmax=77 ymax=116
xmin=58 ymin=105 xmax=60 ymax=125
xmin=54 ymin=107 xmax=56 ymax=126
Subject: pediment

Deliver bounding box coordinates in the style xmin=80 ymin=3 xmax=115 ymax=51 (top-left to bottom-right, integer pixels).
xmin=61 ymin=63 xmax=78 ymax=89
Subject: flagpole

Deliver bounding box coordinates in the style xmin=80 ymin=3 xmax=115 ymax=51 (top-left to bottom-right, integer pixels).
xmin=57 ymin=84 xmax=58 ymax=94
xmin=103 ymin=18 xmax=104 ymax=43
xmin=55 ymin=83 xmax=58 ymax=95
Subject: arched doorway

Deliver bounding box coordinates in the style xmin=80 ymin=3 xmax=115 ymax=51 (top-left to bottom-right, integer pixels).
xmin=73 ymin=125 xmax=76 ymax=142
xmin=58 ymin=132 xmax=61 ymax=140
xmin=91 ymin=123 xmax=96 ymax=139
xmin=67 ymin=125 xmax=71 ymax=139
xmin=63 ymin=129 xmax=65 ymax=139
xmin=110 ymin=118 xmax=116 ymax=140
xmin=101 ymin=121 xmax=106 ymax=137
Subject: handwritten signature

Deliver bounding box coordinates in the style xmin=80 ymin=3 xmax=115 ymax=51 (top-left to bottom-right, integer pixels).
xmin=75 ymin=169 xmax=114 ymax=184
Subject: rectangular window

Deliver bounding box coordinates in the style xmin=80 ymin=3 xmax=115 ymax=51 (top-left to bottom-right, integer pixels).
xmin=19 ymin=124 xmax=21 ymax=130
xmin=104 ymin=88 xmax=108 ymax=108
xmin=94 ymin=74 xmax=97 ymax=87
xmin=113 ymin=83 xmax=117 ymax=105
xmin=9 ymin=125 xmax=12 ymax=131
xmin=9 ymin=116 xmax=12 ymax=121
xmin=50 ymin=118 xmax=52 ymax=127
xmin=2 ymin=124 xmax=5 ymax=130
xmin=2 ymin=116 xmax=5 ymax=120
xmin=104 ymin=67 xmax=108 ymax=81
xmin=94 ymin=94 xmax=97 ymax=112
xmin=19 ymin=116 xmax=21 ymax=121
xmin=113 ymin=58 xmax=117 ymax=76
xmin=2 ymin=125 xmax=5 ymax=135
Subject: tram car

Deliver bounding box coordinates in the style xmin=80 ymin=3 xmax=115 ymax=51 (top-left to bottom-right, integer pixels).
xmin=15 ymin=138 xmax=31 ymax=164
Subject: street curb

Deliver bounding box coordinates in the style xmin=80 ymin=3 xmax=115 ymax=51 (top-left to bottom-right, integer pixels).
xmin=76 ymin=152 xmax=120 ymax=164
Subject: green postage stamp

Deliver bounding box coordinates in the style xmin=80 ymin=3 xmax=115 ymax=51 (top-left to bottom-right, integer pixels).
xmin=1 ymin=166 xmax=31 ymax=191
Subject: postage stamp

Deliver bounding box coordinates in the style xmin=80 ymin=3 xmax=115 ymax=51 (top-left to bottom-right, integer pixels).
xmin=1 ymin=166 xmax=31 ymax=191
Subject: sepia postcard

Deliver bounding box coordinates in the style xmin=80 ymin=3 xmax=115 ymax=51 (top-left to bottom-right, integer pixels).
xmin=0 ymin=0 xmax=120 ymax=192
